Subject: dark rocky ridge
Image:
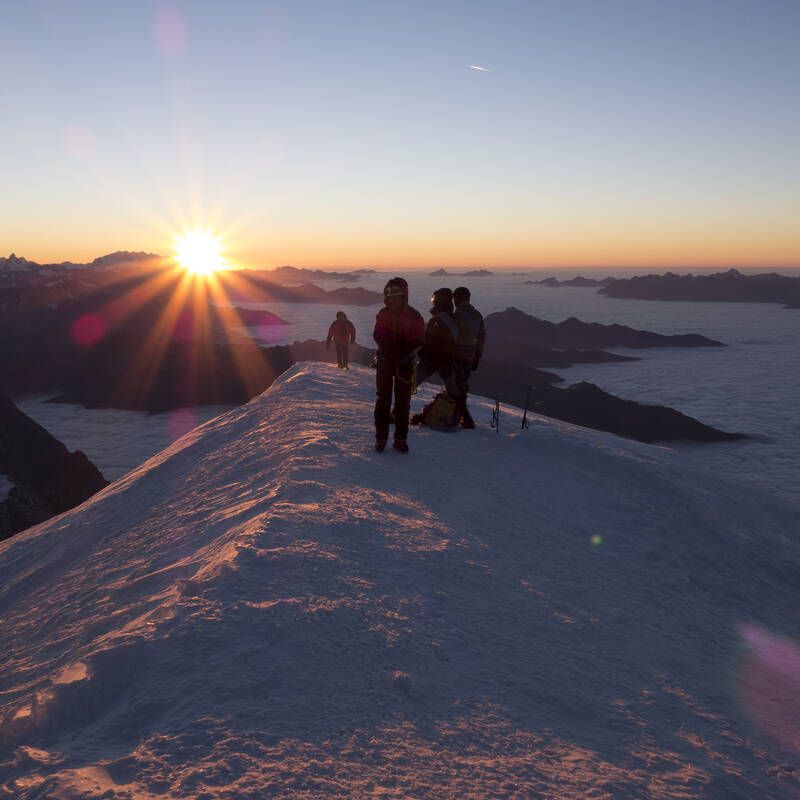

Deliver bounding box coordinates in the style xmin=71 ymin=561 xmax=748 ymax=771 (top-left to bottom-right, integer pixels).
xmin=0 ymin=393 xmax=109 ymax=540
xmin=600 ymin=269 xmax=800 ymax=308
xmin=0 ymin=250 xmax=161 ymax=273
xmin=470 ymin=379 xmax=745 ymax=443
xmin=526 ymin=276 xmax=615 ymax=287
xmin=429 ymin=268 xmax=494 ymax=277
xmin=225 ymin=273 xmax=381 ymax=305
xmin=545 ymin=382 xmax=745 ymax=443
xmin=485 ymin=307 xmax=723 ymax=353
xmin=265 ymin=266 xmax=376 ymax=283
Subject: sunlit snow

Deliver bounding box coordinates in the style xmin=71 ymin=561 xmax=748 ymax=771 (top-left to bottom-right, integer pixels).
xmin=1 ymin=364 xmax=797 ymax=797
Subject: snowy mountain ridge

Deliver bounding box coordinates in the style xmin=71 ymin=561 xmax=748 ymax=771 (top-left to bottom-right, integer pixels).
xmin=0 ymin=251 xmax=161 ymax=272
xmin=0 ymin=364 xmax=797 ymax=798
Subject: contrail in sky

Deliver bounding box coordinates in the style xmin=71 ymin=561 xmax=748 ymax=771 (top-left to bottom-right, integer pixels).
xmin=469 ymin=65 xmax=491 ymax=72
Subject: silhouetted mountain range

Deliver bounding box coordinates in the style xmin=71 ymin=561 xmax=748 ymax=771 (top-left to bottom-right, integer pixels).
xmin=266 ymin=266 xmax=377 ymax=283
xmin=486 ymin=307 xmax=725 ymax=354
xmin=600 ymin=269 xmax=800 ymax=308
xmin=225 ymin=272 xmax=381 ymax=305
xmin=429 ymin=268 xmax=494 ymax=277
xmin=526 ymin=275 xmax=615 ymax=287
xmin=0 ymin=251 xmax=161 ymax=274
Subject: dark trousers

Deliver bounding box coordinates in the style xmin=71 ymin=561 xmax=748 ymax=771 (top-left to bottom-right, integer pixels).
xmin=416 ymin=357 xmax=462 ymax=399
xmin=375 ymin=358 xmax=413 ymax=441
xmin=454 ymin=361 xmax=473 ymax=420
xmin=454 ymin=361 xmax=471 ymax=397
xmin=335 ymin=342 xmax=349 ymax=368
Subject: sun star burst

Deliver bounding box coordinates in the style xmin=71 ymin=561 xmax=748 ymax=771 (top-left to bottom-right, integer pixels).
xmin=174 ymin=229 xmax=226 ymax=276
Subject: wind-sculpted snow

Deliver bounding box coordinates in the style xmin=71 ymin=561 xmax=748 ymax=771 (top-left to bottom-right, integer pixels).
xmin=0 ymin=364 xmax=798 ymax=798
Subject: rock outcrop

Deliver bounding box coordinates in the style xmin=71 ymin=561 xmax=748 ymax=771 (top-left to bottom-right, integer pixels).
xmin=485 ymin=308 xmax=723 ymax=351
xmin=526 ymin=276 xmax=615 ymax=287
xmin=0 ymin=393 xmax=108 ymax=540
xmin=520 ymin=382 xmax=745 ymax=443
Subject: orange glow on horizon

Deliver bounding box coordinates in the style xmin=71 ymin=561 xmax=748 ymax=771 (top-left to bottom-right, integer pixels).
xmin=7 ymin=215 xmax=800 ymax=272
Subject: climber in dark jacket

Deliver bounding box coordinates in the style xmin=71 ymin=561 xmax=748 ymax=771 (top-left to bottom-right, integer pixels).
xmin=373 ymin=277 xmax=425 ymax=453
xmin=452 ymin=286 xmax=486 ymax=428
xmin=415 ymin=288 xmax=464 ymax=401
xmin=326 ymin=311 xmax=356 ymax=369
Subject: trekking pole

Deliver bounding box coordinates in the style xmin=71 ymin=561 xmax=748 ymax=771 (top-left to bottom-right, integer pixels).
xmin=490 ymin=399 xmax=500 ymax=433
xmin=521 ymin=385 xmax=532 ymax=429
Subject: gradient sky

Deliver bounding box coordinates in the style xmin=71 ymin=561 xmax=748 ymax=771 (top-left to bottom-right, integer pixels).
xmin=1 ymin=0 xmax=798 ymax=268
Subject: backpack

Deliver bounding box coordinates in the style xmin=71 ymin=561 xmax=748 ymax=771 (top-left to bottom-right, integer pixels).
xmin=411 ymin=392 xmax=460 ymax=431
xmin=454 ymin=305 xmax=483 ymax=362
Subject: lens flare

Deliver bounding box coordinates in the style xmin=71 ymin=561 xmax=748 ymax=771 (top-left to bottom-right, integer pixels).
xmin=174 ymin=229 xmax=226 ymax=276
xmin=70 ymin=312 xmax=106 ymax=346
xmin=739 ymin=624 xmax=800 ymax=755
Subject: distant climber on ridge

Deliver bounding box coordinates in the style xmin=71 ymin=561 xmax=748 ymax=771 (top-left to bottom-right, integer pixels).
xmin=373 ymin=277 xmax=424 ymax=453
xmin=326 ymin=311 xmax=356 ymax=369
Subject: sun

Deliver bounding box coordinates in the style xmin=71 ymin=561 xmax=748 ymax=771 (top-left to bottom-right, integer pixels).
xmin=174 ymin=229 xmax=227 ymax=275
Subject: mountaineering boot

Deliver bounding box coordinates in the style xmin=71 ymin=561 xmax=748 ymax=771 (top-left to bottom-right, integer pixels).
xmin=455 ymin=394 xmax=475 ymax=429
xmin=393 ymin=439 xmax=409 ymax=453
xmin=460 ymin=408 xmax=476 ymax=429
xmin=375 ymin=437 xmax=387 ymax=452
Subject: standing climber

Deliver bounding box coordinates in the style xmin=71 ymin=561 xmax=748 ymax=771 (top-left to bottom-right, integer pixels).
xmin=452 ymin=286 xmax=486 ymax=428
xmin=415 ymin=287 xmax=464 ymax=402
xmin=373 ymin=277 xmax=425 ymax=453
xmin=326 ymin=311 xmax=356 ymax=369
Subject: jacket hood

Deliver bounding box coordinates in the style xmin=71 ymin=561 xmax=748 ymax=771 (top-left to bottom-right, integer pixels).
xmin=383 ymin=277 xmax=409 ymax=305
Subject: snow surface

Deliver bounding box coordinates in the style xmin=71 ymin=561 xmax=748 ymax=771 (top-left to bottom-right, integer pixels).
xmin=0 ymin=364 xmax=798 ymax=798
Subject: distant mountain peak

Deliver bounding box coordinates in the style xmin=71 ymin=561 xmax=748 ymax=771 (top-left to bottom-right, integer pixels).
xmin=0 ymin=253 xmax=36 ymax=271
xmin=2 ymin=251 xmax=163 ymax=271
xmin=90 ymin=250 xmax=162 ymax=267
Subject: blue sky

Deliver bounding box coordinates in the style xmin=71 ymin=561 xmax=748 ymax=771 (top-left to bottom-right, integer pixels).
xmin=1 ymin=0 xmax=798 ymax=267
